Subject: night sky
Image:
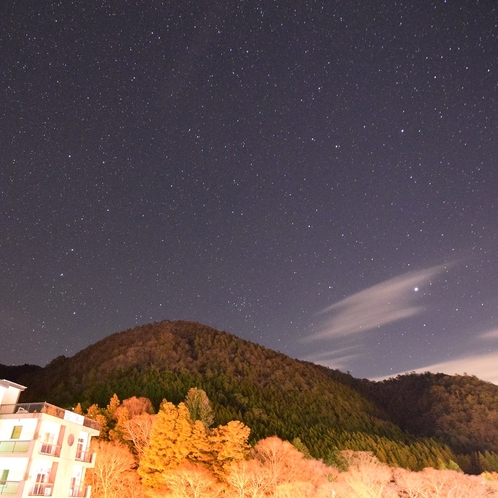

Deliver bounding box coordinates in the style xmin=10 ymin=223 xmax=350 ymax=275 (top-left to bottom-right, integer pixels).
xmin=2 ymin=1 xmax=498 ymax=384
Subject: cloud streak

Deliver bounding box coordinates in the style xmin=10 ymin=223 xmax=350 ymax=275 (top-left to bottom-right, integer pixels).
xmin=375 ymin=329 xmax=498 ymax=385
xmin=302 ymin=346 xmax=361 ymax=370
xmin=309 ymin=264 xmax=448 ymax=340
xmin=479 ymin=328 xmax=498 ymax=340
xmin=377 ymin=351 xmax=498 ymax=386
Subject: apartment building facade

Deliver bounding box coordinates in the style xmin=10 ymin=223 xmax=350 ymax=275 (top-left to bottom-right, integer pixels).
xmin=0 ymin=379 xmax=99 ymax=497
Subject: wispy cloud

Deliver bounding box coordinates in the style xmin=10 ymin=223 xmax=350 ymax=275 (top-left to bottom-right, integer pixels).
xmin=376 ymin=351 xmax=498 ymax=386
xmin=302 ymin=350 xmax=362 ymax=371
xmin=479 ymin=328 xmax=498 ymax=340
xmin=302 ymin=346 xmax=361 ymax=370
xmin=309 ymin=264 xmax=448 ymax=340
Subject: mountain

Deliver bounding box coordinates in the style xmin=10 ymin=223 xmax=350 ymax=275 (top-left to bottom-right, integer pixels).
xmin=367 ymin=371 xmax=498 ymax=454
xmin=0 ymin=363 xmax=42 ymax=383
xmin=5 ymin=320 xmax=498 ymax=473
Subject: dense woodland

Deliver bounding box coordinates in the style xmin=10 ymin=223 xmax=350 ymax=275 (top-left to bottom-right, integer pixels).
xmin=3 ymin=320 xmax=498 ymax=494
xmin=79 ymin=389 xmax=498 ymax=497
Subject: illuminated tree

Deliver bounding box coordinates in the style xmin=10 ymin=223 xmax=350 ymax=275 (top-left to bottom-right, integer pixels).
xmin=106 ymin=393 xmax=121 ymax=421
xmin=112 ymin=409 xmax=128 ymax=442
xmin=251 ymin=436 xmax=334 ymax=497
xmin=336 ymin=451 xmax=398 ymax=498
xmin=73 ymin=402 xmax=84 ymax=415
xmin=111 ymin=396 xmax=155 ymax=452
xmin=120 ymin=396 xmax=154 ymax=417
xmin=88 ymin=440 xmax=141 ymax=498
xmin=86 ymin=403 xmax=109 ymax=439
xmin=252 ymin=436 xmax=300 ymax=491
xmin=122 ymin=412 xmax=156 ymax=457
xmin=138 ymin=400 xmax=210 ymax=491
xmin=210 ymin=420 xmax=251 ymax=477
xmin=162 ymin=462 xmax=220 ymax=498
xmin=225 ymin=459 xmax=266 ymax=498
xmin=393 ymin=467 xmax=498 ymax=498
xmin=189 ymin=419 xmax=213 ymax=465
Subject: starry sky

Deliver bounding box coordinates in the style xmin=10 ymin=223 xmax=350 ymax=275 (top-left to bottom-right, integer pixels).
xmin=2 ymin=1 xmax=498 ymax=384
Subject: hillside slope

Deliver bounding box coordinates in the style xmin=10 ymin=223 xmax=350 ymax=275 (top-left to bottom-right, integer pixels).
xmin=7 ymin=320 xmax=498 ymax=472
xmin=367 ymin=372 xmax=498 ymax=454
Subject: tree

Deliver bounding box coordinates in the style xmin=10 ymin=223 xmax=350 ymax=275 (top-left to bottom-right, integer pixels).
xmin=122 ymin=413 xmax=156 ymax=457
xmin=106 ymin=393 xmax=121 ymax=421
xmin=185 ymin=388 xmax=214 ymax=430
xmin=86 ymin=404 xmax=109 ymax=439
xmin=291 ymin=437 xmax=312 ymax=459
xmin=209 ymin=420 xmax=251 ymax=477
xmin=73 ymin=402 xmax=84 ymax=415
xmin=120 ymin=396 xmax=154 ymax=417
xmin=336 ymin=451 xmax=397 ymax=498
xmin=111 ymin=396 xmax=155 ymax=451
xmin=393 ymin=467 xmax=497 ymax=498
xmin=251 ymin=436 xmax=333 ymax=496
xmin=87 ymin=440 xmax=141 ymax=498
xmin=225 ymin=459 xmax=267 ymax=498
xmin=138 ymin=400 xmax=211 ymax=491
xmin=162 ymin=462 xmax=221 ymax=498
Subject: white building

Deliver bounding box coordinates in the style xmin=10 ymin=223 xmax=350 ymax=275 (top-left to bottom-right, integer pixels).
xmin=0 ymin=379 xmax=99 ymax=497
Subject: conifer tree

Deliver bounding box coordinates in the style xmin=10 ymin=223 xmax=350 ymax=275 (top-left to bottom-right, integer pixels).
xmin=209 ymin=420 xmax=251 ymax=477
xmin=185 ymin=387 xmax=214 ymax=430
xmin=138 ymin=400 xmax=182 ymax=490
xmin=138 ymin=400 xmax=212 ymax=491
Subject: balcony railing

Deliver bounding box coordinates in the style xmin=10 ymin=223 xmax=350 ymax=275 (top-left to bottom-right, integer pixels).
xmin=75 ymin=449 xmax=95 ymax=463
xmin=28 ymin=482 xmax=54 ymax=496
xmin=39 ymin=442 xmax=61 ymax=458
xmin=0 ymin=481 xmax=20 ymax=495
xmin=0 ymin=402 xmax=100 ymax=431
xmin=0 ymin=440 xmax=30 ymax=453
xmin=69 ymin=485 xmax=90 ymax=497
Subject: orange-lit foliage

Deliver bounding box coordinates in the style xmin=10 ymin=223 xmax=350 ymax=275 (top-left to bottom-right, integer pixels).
xmin=393 ymin=467 xmax=498 ymax=498
xmin=120 ymin=396 xmax=154 ymax=417
xmin=329 ymin=451 xmax=498 ymax=497
xmin=88 ymin=439 xmax=141 ymax=498
xmin=111 ymin=396 xmax=156 ymax=454
xmin=106 ymin=393 xmax=121 ymax=420
xmin=138 ymin=400 xmax=209 ymax=490
xmin=247 ymin=436 xmax=335 ymax=497
xmin=210 ymin=420 xmax=251 ymax=477
xmin=161 ymin=462 xmax=221 ymax=498
xmin=334 ymin=451 xmax=397 ymax=497
xmin=225 ymin=459 xmax=266 ymax=498
xmin=86 ymin=403 xmax=109 ymax=438
xmin=122 ymin=413 xmax=156 ymax=457
xmin=138 ymin=398 xmax=252 ymax=494
xmin=73 ymin=402 xmax=84 ymax=414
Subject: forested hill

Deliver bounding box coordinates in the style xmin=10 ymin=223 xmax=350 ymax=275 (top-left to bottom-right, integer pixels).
xmin=366 ymin=372 xmax=498 ymax=454
xmin=4 ymin=320 xmax=498 ymax=473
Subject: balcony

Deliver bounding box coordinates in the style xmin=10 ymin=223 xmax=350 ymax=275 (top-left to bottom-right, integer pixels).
xmin=0 ymin=403 xmax=100 ymax=431
xmin=39 ymin=442 xmax=61 ymax=458
xmin=28 ymin=482 xmax=54 ymax=496
xmin=0 ymin=440 xmax=30 ymax=453
xmin=75 ymin=449 xmax=95 ymax=464
xmin=69 ymin=485 xmax=90 ymax=497
xmin=0 ymin=481 xmax=20 ymax=495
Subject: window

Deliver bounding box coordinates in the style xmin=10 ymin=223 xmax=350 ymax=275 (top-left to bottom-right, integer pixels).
xmin=0 ymin=469 xmax=9 ymax=485
xmin=10 ymin=426 xmax=22 ymax=439
xmin=32 ymin=472 xmax=46 ymax=496
xmin=40 ymin=433 xmax=55 ymax=455
xmin=76 ymin=438 xmax=84 ymax=460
